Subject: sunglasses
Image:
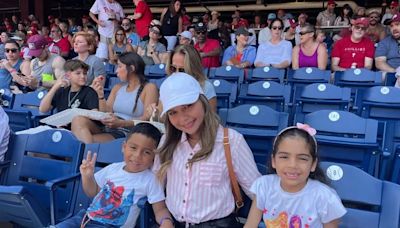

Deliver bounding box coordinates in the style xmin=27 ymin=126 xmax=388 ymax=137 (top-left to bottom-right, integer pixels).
xmin=169 ymin=65 xmax=185 ymax=73
xmin=196 ymin=31 xmax=206 ymax=35
xmin=299 ymin=31 xmax=313 ymax=36
xmin=272 ymin=26 xmax=283 ymax=30
xmin=150 ymin=28 xmax=160 ymax=35
xmin=5 ymin=48 xmax=18 ymax=53
xmin=354 ymin=25 xmax=367 ymax=31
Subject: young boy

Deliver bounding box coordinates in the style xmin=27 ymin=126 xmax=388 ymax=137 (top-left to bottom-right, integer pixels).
xmin=56 ymin=123 xmax=173 ymax=228
xmin=39 ymin=59 xmax=98 ymax=113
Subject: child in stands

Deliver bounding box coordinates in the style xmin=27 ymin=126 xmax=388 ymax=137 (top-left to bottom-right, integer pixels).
xmin=56 ymin=123 xmax=173 ymax=228
xmin=245 ymin=123 xmax=346 ymax=228
xmin=39 ymin=59 xmax=98 ymax=113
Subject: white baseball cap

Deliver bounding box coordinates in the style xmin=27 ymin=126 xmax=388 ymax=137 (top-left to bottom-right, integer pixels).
xmin=160 ymin=73 xmax=203 ymax=117
xmin=179 ymin=31 xmax=192 ymax=40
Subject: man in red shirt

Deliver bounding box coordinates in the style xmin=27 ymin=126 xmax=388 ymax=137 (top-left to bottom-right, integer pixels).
xmin=331 ymin=16 xmax=375 ymax=71
xmin=193 ymin=22 xmax=221 ymax=68
xmin=129 ymin=0 xmax=153 ymax=39
xmin=48 ymin=25 xmax=71 ymax=58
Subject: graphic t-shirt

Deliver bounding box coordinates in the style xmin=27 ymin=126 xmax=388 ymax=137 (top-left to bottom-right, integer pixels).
xmin=51 ymin=86 xmax=98 ymax=112
xmin=89 ymin=0 xmax=125 ymax=38
xmin=331 ymin=36 xmax=375 ymax=69
xmin=87 ymin=162 xmax=165 ymax=227
xmin=250 ymin=175 xmax=346 ymax=228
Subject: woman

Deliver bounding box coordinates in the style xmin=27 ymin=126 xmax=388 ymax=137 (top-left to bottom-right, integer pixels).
xmin=334 ymin=4 xmax=353 ymax=26
xmin=0 ymin=40 xmax=31 ymax=89
xmin=108 ymin=27 xmax=134 ymax=65
xmin=284 ymin=19 xmax=300 ymax=47
xmin=254 ymin=19 xmax=292 ymax=69
xmin=166 ymin=44 xmax=217 ymax=111
xmin=160 ymin=0 xmax=182 ymax=51
xmin=72 ymin=31 xmax=106 ymax=85
xmin=292 ymin=24 xmax=328 ymax=70
xmin=208 ymin=11 xmax=220 ymax=40
xmin=71 ymin=52 xmax=159 ymax=144
xmin=137 ymin=25 xmax=167 ymax=65
xmin=222 ymin=27 xmax=256 ymax=68
xmin=59 ymin=22 xmax=73 ymax=47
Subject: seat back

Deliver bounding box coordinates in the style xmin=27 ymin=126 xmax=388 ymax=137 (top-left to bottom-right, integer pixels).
xmin=237 ymin=81 xmax=291 ymax=112
xmin=321 ymin=162 xmax=400 ymax=228
xmin=0 ymin=88 xmax=14 ymax=109
xmin=209 ymin=65 xmax=244 ymax=84
xmin=0 ymin=130 xmax=84 ymax=227
xmin=219 ymin=104 xmax=288 ymax=164
xmin=304 ymin=110 xmax=380 ymax=175
xmin=149 ymin=78 xmax=166 ymax=89
xmin=292 ymin=83 xmax=351 ymax=123
xmin=144 ymin=64 xmax=167 ymax=79
xmin=287 ymin=67 xmax=331 ymax=87
xmin=210 ymin=79 xmax=237 ymax=109
xmin=247 ymin=66 xmax=285 ymax=83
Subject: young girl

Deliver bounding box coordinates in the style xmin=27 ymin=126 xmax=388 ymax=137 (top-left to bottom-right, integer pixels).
xmin=153 ymin=72 xmax=261 ymax=227
xmin=245 ymin=123 xmax=346 ymax=228
xmin=56 ymin=123 xmax=173 ymax=228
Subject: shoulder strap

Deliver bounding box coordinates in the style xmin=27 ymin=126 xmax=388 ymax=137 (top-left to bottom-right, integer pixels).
xmin=223 ymin=128 xmax=244 ymax=210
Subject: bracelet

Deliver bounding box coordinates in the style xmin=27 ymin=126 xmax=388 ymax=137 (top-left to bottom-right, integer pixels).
xmin=159 ymin=217 xmax=174 ymax=226
xmin=9 ymin=68 xmax=17 ymax=74
xmin=98 ymin=96 xmax=105 ymax=100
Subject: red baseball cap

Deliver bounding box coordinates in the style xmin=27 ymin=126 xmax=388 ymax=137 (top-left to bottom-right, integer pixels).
xmin=327 ymin=0 xmax=337 ymax=6
xmin=352 ymin=17 xmax=369 ymax=27
xmin=391 ymin=1 xmax=399 ymax=8
xmin=388 ymin=12 xmax=400 ymax=24
xmin=288 ymin=19 xmax=297 ymax=28
xmin=27 ymin=35 xmax=48 ymax=57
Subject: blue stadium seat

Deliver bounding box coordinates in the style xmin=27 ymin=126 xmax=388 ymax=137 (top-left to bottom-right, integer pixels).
xmin=385 ymin=72 xmax=396 ymax=87
xmin=321 ymin=162 xmax=400 ymax=228
xmin=304 ymin=110 xmax=380 ymax=176
xmin=0 ymin=129 xmax=84 ymax=227
xmin=292 ymin=83 xmax=351 ymax=123
xmin=219 ymin=104 xmax=289 ymax=164
xmin=70 ymin=138 xmax=155 ymax=228
xmin=208 ymin=65 xmax=244 ymax=84
xmin=5 ymin=90 xmax=52 ymax=131
xmin=0 ymin=88 xmax=14 ymax=109
xmin=144 ymin=64 xmax=167 ymax=79
xmin=287 ymin=67 xmax=331 ymax=87
xmin=359 ymin=86 xmax=400 ymax=179
xmin=237 ymin=81 xmax=291 ymax=112
xmin=149 ymin=78 xmax=166 ymax=89
xmin=246 ymin=66 xmax=285 ymax=83
xmin=210 ymin=79 xmax=237 ymax=109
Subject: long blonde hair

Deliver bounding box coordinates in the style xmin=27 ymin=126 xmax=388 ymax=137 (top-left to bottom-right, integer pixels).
xmin=166 ymin=44 xmax=207 ymax=86
xmin=157 ymin=95 xmax=220 ymax=181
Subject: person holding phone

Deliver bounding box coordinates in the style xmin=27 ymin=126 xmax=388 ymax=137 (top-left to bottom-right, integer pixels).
xmin=108 ymin=27 xmax=134 ymax=65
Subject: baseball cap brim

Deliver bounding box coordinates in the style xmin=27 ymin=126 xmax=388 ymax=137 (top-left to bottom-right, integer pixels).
xmin=161 ymin=92 xmax=200 ymax=117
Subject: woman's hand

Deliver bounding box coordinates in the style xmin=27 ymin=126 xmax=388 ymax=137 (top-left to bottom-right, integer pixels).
xmin=101 ymin=113 xmax=122 ymax=128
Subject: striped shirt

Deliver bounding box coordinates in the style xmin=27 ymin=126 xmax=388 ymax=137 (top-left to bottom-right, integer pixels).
xmin=153 ymin=126 xmax=261 ymax=224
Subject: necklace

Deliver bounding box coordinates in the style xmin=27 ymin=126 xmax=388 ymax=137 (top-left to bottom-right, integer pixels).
xmin=68 ymin=88 xmax=81 ymax=108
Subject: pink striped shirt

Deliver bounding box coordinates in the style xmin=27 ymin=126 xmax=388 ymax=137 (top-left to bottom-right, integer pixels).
xmin=153 ymin=126 xmax=261 ymax=224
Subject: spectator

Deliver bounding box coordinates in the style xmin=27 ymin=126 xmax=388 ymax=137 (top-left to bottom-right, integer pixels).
xmin=39 ymin=59 xmax=98 ymax=113
xmin=355 ymin=6 xmax=366 ymax=17
xmin=194 ymin=22 xmax=222 ymax=68
xmin=160 ymin=0 xmax=183 ymax=51
xmin=67 ymin=17 xmax=79 ymax=35
xmin=121 ymin=18 xmax=140 ymax=51
xmin=0 ymin=40 xmax=31 ymax=89
xmin=89 ymin=0 xmax=124 ymax=46
xmin=108 ymin=27 xmax=134 ymax=65
xmin=0 ymin=32 xmax=10 ymax=60
xmin=331 ymin=17 xmax=375 ymax=71
xmin=181 ymin=7 xmax=191 ymax=30
xmin=137 ymin=25 xmax=167 ymax=65
xmin=208 ymin=10 xmax=220 ymax=31
xmin=316 ymin=0 xmax=337 ymax=26
xmin=41 ymin=26 xmax=53 ymax=43
xmin=26 ymin=35 xmax=65 ymax=90
xmin=250 ymin=15 xmax=265 ymax=29
xmin=375 ymin=12 xmax=400 ymax=86
xmin=334 ymin=4 xmax=353 ymax=26
xmin=72 ymin=32 xmax=106 ymax=85
xmin=382 ymin=1 xmax=399 ymax=24
xmin=315 ymin=29 xmax=327 ymax=47
xmin=367 ymin=10 xmax=386 ymax=43
xmin=284 ymin=18 xmax=300 ymax=47
xmin=71 ymin=52 xmax=158 ymax=143
xmin=258 ymin=13 xmax=276 ymax=44
xmin=165 ymin=44 xmax=217 ymax=111
xmin=255 ymin=19 xmax=292 ymax=69
xmin=48 ymin=25 xmax=71 ymax=58
xmin=81 ymin=15 xmax=94 ymax=31
xmin=130 ymin=0 xmax=153 ymax=39
xmin=296 ymin=13 xmax=308 ymax=33
xmin=178 ymin=31 xmax=193 ymax=45
xmin=0 ymin=107 xmax=9 ymax=162
xmin=292 ymin=24 xmax=328 ymax=70
xmin=222 ymin=27 xmax=256 ymax=68
xmin=59 ymin=22 xmax=73 ymax=46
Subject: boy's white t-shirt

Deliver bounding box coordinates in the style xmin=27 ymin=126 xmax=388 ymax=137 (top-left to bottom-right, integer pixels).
xmin=89 ymin=0 xmax=125 ymax=38
xmin=250 ymin=174 xmax=346 ymax=228
xmin=87 ymin=162 xmax=165 ymax=227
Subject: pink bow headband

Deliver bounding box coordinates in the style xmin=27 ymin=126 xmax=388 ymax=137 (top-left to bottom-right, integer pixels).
xmin=273 ymin=122 xmax=318 ymax=152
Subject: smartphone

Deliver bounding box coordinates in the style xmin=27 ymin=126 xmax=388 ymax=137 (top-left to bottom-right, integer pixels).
xmin=17 ymin=73 xmax=25 ymax=77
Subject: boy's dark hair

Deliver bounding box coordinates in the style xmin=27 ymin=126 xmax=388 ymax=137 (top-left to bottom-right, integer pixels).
xmin=268 ymin=127 xmax=329 ymax=186
xmin=64 ymin=59 xmax=89 ymax=72
xmin=126 ymin=123 xmax=162 ymax=146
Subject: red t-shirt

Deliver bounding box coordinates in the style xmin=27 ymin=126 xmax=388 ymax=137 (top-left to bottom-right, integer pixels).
xmin=194 ymin=38 xmax=221 ymax=68
xmin=135 ymin=0 xmax=153 ymax=39
xmin=331 ymin=36 xmax=375 ymax=69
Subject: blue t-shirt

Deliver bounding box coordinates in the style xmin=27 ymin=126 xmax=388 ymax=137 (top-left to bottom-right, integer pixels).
xmin=375 ymin=35 xmax=400 ymax=69
xmin=0 ymin=59 xmax=22 ymax=89
xmin=127 ymin=33 xmax=140 ymax=47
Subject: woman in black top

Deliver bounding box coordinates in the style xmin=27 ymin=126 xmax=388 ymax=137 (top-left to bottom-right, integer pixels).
xmin=160 ymin=0 xmax=183 ymax=51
